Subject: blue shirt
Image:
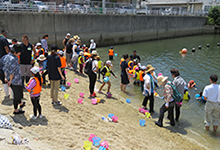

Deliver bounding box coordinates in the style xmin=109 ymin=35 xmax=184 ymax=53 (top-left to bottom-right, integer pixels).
xmin=203 ymin=84 xmax=219 ymax=102
xmin=2 ymin=53 xmax=22 ymax=85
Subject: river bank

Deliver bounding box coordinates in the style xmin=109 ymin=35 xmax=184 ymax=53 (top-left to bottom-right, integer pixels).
xmin=0 ymin=68 xmax=207 ymax=150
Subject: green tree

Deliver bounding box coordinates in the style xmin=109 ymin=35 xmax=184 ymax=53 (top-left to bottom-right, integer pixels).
xmin=208 ymin=6 xmax=220 ymax=25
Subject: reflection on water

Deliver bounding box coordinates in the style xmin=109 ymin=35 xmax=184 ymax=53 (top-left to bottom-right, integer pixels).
xmin=97 ymin=34 xmax=220 ymax=150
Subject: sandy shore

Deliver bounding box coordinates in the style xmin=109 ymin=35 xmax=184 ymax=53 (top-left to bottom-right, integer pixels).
xmin=0 ymin=69 xmax=207 ymax=150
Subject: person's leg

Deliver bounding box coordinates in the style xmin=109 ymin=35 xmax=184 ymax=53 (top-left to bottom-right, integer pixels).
xmin=98 ymin=69 xmax=101 ymax=80
xmin=140 ymin=81 xmax=144 ymax=92
xmin=149 ymin=94 xmax=155 ymax=113
xmin=204 ymin=101 xmax=212 ymax=131
xmin=90 ymin=73 xmax=97 ymax=94
xmin=212 ymin=102 xmax=219 ymax=132
xmin=123 ymin=84 xmax=127 ymax=93
xmin=31 ymin=97 xmax=38 ymax=116
xmin=79 ymin=64 xmax=83 ymax=74
xmin=156 ymin=103 xmax=168 ymax=127
xmin=168 ymin=101 xmax=175 ymax=126
xmin=54 ymin=80 xmax=60 ymax=102
xmin=36 ymin=96 xmax=42 ymax=115
xmin=98 ymin=82 xmax=105 ymax=92
xmin=50 ymin=80 xmax=55 ymax=100
xmin=11 ymin=85 xmax=23 ymax=113
xmin=20 ymin=65 xmax=26 ymax=88
xmin=175 ymin=101 xmax=182 ymax=121
xmin=142 ymin=96 xmax=149 ymax=108
xmin=107 ymin=81 xmax=111 ymax=93
xmin=89 ymin=74 xmax=93 ymax=95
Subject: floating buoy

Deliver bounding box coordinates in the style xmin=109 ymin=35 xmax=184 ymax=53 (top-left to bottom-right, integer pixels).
xmin=192 ymin=48 xmax=196 ymax=52
xmin=207 ymin=44 xmax=210 ymax=47
xmin=182 ymin=48 xmax=187 ymax=53
xmin=217 ymin=43 xmax=220 ymax=46
xmin=198 ymin=45 xmax=202 ymax=49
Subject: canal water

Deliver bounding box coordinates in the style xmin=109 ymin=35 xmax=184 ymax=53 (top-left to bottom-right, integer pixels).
xmin=96 ymin=34 xmax=220 ymax=150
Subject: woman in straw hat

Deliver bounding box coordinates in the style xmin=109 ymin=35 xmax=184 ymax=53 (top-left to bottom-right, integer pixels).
xmin=142 ymin=65 xmax=155 ymax=113
xmin=155 ymin=75 xmax=175 ymax=127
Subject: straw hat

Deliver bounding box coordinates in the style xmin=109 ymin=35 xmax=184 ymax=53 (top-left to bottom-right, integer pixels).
xmin=75 ymin=40 xmax=81 ymax=45
xmin=37 ymin=55 xmax=47 ymax=61
xmin=146 ymin=65 xmax=155 ymax=73
xmin=157 ymin=75 xmax=168 ymax=85
xmin=91 ymin=50 xmax=98 ymax=56
xmin=73 ymin=35 xmax=79 ymax=40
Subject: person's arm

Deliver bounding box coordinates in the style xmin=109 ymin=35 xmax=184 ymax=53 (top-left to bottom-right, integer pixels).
xmin=110 ymin=70 xmax=117 ymax=78
xmin=57 ymin=56 xmax=65 ymax=79
xmin=137 ymin=55 xmax=141 ymax=62
xmin=62 ymin=39 xmax=66 ymax=48
xmin=25 ymin=78 xmax=36 ymax=90
xmin=8 ymin=74 xmax=14 ymax=86
xmin=58 ymin=67 xmax=65 ymax=80
xmin=93 ymin=61 xmax=98 ymax=73
xmin=4 ymin=46 xmax=9 ymax=54
xmin=31 ymin=44 xmax=36 ymax=64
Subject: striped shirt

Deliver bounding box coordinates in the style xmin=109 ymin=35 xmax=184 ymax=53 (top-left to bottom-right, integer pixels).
xmin=163 ymin=80 xmax=174 ymax=107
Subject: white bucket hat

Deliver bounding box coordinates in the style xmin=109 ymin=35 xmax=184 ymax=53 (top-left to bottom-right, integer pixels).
xmin=106 ymin=60 xmax=113 ymax=66
xmin=37 ymin=55 xmax=46 ymax=61
xmin=30 ymin=66 xmax=40 ymax=74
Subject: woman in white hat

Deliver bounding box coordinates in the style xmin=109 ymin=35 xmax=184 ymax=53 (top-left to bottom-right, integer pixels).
xmin=89 ymin=39 xmax=96 ymax=53
xmin=142 ymin=64 xmax=155 ymax=113
xmin=155 ymin=75 xmax=175 ymax=127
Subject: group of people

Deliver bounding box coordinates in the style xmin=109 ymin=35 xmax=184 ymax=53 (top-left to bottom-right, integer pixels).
xmin=119 ymin=50 xmax=220 ymax=132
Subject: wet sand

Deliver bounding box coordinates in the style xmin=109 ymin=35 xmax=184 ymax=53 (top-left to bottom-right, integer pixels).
xmin=0 ymin=69 xmax=207 ymax=149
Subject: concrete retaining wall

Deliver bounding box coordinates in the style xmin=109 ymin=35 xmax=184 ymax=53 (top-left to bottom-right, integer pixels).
xmin=0 ymin=12 xmax=214 ymax=48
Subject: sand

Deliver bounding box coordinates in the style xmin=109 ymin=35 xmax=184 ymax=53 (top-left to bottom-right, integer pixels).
xmin=0 ymin=69 xmax=207 ymax=150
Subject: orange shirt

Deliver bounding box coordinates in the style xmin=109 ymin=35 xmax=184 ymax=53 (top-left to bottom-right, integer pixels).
xmin=60 ymin=56 xmax=66 ymax=68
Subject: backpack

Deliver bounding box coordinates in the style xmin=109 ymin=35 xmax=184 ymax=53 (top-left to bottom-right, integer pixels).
xmin=84 ymin=59 xmax=93 ymax=75
xmin=167 ymin=83 xmax=182 ymax=102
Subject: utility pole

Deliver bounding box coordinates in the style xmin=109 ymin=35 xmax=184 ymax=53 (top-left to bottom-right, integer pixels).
xmin=102 ymin=0 xmax=106 ymax=14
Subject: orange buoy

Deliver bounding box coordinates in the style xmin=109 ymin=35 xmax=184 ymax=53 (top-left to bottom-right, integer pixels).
xmin=182 ymin=48 xmax=187 ymax=53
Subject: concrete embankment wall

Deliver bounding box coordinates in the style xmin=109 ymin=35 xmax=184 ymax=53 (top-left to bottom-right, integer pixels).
xmin=0 ymin=12 xmax=214 ymax=47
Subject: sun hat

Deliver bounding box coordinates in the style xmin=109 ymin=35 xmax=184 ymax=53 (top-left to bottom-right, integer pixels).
xmin=157 ymin=75 xmax=168 ymax=85
xmin=106 ymin=60 xmax=113 ymax=66
xmin=66 ymin=33 xmax=71 ymax=36
xmin=79 ymin=51 xmax=84 ymax=56
xmin=91 ymin=50 xmax=98 ymax=56
xmin=30 ymin=66 xmax=40 ymax=74
xmin=140 ymin=66 xmax=146 ymax=70
xmin=37 ymin=55 xmax=46 ymax=61
xmin=73 ymin=35 xmax=79 ymax=40
xmin=90 ymin=39 xmax=94 ymax=43
xmin=36 ymin=42 xmax=41 ymax=46
xmin=75 ymin=40 xmax=81 ymax=45
xmin=146 ymin=65 xmax=155 ymax=73
xmin=57 ymin=50 xmax=64 ymax=55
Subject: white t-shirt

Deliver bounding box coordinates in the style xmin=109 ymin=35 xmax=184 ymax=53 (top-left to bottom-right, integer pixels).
xmin=92 ymin=59 xmax=98 ymax=73
xmin=203 ymin=84 xmax=219 ymax=102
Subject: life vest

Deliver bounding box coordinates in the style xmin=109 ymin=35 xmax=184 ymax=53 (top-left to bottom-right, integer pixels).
xmin=132 ymin=65 xmax=138 ymax=72
xmin=128 ymin=69 xmax=133 ymax=76
xmin=78 ymin=56 xmax=84 ymax=64
xmin=128 ymin=60 xmax=133 ymax=70
xmin=133 ymin=70 xmax=140 ymax=80
xmin=183 ymin=91 xmax=189 ymax=100
xmin=98 ymin=60 xmax=102 ymax=69
xmin=109 ymin=49 xmax=114 ymax=56
xmin=139 ymin=70 xmax=145 ymax=82
xmin=120 ymin=58 xmax=125 ymax=65
xmin=36 ymin=48 xmax=45 ymax=56
xmin=59 ymin=56 xmax=66 ymax=68
xmin=84 ymin=52 xmax=91 ymax=61
xmin=104 ymin=66 xmax=111 ymax=77
xmin=26 ymin=77 xmax=43 ymax=95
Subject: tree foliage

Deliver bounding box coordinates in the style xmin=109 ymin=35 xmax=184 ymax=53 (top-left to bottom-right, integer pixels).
xmin=208 ymin=6 xmax=220 ymax=25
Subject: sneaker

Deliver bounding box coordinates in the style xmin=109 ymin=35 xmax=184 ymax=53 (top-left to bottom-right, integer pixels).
xmin=38 ymin=114 xmax=43 ymax=118
xmin=20 ymin=102 xmax=26 ymax=109
xmin=30 ymin=114 xmax=37 ymax=120
xmin=98 ymin=90 xmax=103 ymax=94
xmin=13 ymin=110 xmax=25 ymax=114
xmin=69 ymin=67 xmax=73 ymax=70
xmin=54 ymin=101 xmax=62 ymax=105
xmin=51 ymin=100 xmax=55 ymax=104
xmin=107 ymin=92 xmax=112 ymax=95
xmin=93 ymin=92 xmax=96 ymax=97
xmin=90 ymin=94 xmax=95 ymax=98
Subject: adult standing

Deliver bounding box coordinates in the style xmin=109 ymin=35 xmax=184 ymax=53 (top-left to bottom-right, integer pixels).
xmin=20 ymin=35 xmax=36 ymax=88
xmin=203 ymin=74 xmax=220 ymax=132
xmin=0 ymin=29 xmax=10 ymax=98
xmin=130 ymin=50 xmax=141 ymax=63
xmin=71 ymin=39 xmax=81 ymax=72
xmin=41 ymin=34 xmax=49 ymax=57
xmin=47 ymin=44 xmax=65 ymax=105
xmin=170 ymin=68 xmax=186 ymax=121
xmin=142 ymin=65 xmax=155 ymax=113
xmin=89 ymin=39 xmax=96 ymax=53
xmin=120 ymin=54 xmax=130 ymax=93
xmin=86 ymin=50 xmax=98 ymax=98
xmin=3 ymin=44 xmax=25 ymax=114
xmin=62 ymin=33 xmax=71 ymax=49
xmin=65 ymin=38 xmax=74 ymax=69
xmin=155 ymin=75 xmax=175 ymax=127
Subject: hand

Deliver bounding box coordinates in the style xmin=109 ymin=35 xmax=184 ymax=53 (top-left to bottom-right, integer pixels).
xmin=4 ymin=78 xmax=8 ymax=83
xmin=7 ymin=81 xmax=11 ymax=86
xmin=165 ymin=105 xmax=169 ymax=108
xmin=61 ymin=75 xmax=65 ymax=80
xmin=30 ymin=60 xmax=35 ymax=64
xmin=115 ymin=76 xmax=117 ymax=78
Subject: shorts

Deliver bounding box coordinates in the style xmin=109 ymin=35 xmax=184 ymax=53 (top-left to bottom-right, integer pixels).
xmin=66 ymin=53 xmax=72 ymax=64
xmin=20 ymin=64 xmax=32 ymax=77
xmin=121 ymin=74 xmax=129 ymax=85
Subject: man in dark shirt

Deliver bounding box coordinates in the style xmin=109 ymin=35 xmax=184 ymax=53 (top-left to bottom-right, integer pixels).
xmin=20 ymin=35 xmax=36 ymax=88
xmin=0 ymin=30 xmax=9 ymax=58
xmin=130 ymin=50 xmax=141 ymax=62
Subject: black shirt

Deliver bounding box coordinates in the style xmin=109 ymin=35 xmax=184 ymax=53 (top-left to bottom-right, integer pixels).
xmin=0 ymin=35 xmax=9 ymax=58
xmin=20 ymin=42 xmax=33 ymax=64
xmin=64 ymin=38 xmax=69 ymax=46
xmin=130 ymin=54 xmax=141 ymax=61
xmin=47 ymin=54 xmax=61 ymax=80
xmin=66 ymin=43 xmax=73 ymax=54
xmin=121 ymin=61 xmax=128 ymax=76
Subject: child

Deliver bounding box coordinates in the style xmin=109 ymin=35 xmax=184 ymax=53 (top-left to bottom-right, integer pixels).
xmin=78 ymin=51 xmax=84 ymax=75
xmin=183 ymin=87 xmax=190 ymax=100
xmin=98 ymin=60 xmax=117 ymax=95
xmin=108 ymin=46 xmax=114 ymax=60
xmin=188 ymin=80 xmax=196 ymax=88
xmin=139 ymin=66 xmax=146 ymax=92
xmin=57 ymin=51 xmax=66 ymax=85
xmin=37 ymin=55 xmax=48 ymax=85
xmin=133 ymin=67 xmax=140 ymax=85
xmin=25 ymin=66 xmax=43 ymax=120
xmin=96 ymin=56 xmax=103 ymax=82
